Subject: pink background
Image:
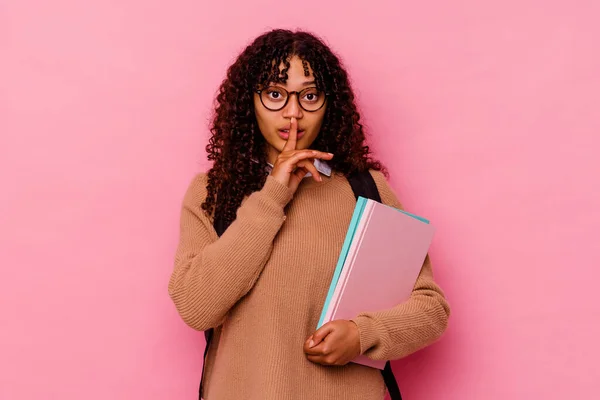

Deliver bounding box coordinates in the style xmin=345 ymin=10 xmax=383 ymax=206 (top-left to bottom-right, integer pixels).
xmin=2 ymin=0 xmax=599 ymax=399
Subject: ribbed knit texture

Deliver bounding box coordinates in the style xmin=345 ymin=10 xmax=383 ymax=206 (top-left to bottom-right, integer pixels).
xmin=169 ymin=170 xmax=450 ymax=400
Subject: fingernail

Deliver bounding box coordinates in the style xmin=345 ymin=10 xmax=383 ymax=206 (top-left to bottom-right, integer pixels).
xmin=328 ymin=153 xmax=334 ymax=156
xmin=309 ymin=340 xmax=315 ymax=348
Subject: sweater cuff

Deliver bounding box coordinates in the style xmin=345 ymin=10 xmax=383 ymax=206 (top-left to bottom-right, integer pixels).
xmin=351 ymin=315 xmax=380 ymax=355
xmin=260 ymin=175 xmax=294 ymax=207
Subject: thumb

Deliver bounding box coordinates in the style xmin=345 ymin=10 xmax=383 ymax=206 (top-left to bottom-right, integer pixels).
xmin=311 ymin=323 xmax=335 ymax=347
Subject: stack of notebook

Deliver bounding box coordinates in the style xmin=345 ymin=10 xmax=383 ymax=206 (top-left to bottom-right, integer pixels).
xmin=317 ymin=197 xmax=435 ymax=369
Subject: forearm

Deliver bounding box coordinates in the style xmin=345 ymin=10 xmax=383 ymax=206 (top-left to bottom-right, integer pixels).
xmin=352 ymin=256 xmax=450 ymax=360
xmin=169 ymin=175 xmax=293 ymax=331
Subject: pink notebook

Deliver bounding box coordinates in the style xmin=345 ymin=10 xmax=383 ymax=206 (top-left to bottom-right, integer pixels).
xmin=320 ymin=198 xmax=435 ymax=369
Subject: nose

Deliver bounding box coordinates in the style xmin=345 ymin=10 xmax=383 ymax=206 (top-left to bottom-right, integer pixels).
xmin=282 ymin=93 xmax=303 ymax=120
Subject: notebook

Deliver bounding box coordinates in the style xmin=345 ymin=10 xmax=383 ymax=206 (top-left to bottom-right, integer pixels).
xmin=317 ymin=197 xmax=435 ymax=369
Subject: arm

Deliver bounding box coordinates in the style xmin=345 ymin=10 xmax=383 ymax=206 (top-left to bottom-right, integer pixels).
xmin=168 ymin=173 xmax=293 ymax=331
xmin=351 ymin=170 xmax=451 ymax=361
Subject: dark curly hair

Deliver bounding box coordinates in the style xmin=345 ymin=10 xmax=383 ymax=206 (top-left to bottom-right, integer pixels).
xmin=202 ymin=29 xmax=386 ymax=227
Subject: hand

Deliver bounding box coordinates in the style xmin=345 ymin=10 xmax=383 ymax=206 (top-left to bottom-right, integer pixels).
xmin=270 ymin=117 xmax=334 ymax=194
xmin=303 ymin=320 xmax=361 ymax=366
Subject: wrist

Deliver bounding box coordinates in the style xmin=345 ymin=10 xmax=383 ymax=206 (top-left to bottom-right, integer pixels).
xmin=350 ymin=316 xmax=379 ymax=355
xmin=261 ymin=175 xmax=293 ymax=206
xmin=349 ymin=320 xmax=361 ymax=354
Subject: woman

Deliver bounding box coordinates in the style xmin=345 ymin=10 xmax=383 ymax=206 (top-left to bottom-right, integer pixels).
xmin=169 ymin=28 xmax=450 ymax=400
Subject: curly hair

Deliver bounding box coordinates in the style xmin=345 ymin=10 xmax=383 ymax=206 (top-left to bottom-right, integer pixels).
xmin=202 ymin=29 xmax=386 ymax=227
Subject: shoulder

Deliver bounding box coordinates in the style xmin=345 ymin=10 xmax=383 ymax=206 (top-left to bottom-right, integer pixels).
xmin=182 ymin=172 xmax=210 ymax=209
xmin=367 ymin=169 xmax=404 ymax=210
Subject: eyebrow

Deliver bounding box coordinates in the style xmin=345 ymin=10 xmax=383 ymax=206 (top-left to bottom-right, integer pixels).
xmin=271 ymin=80 xmax=316 ymax=89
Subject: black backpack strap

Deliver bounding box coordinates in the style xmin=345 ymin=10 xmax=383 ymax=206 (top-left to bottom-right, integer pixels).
xmin=347 ymin=170 xmax=402 ymax=400
xmin=200 ymin=171 xmax=401 ymax=400
xmin=199 ymin=329 xmax=213 ymax=399
xmin=347 ymin=169 xmax=382 ymax=203
xmin=199 ymin=205 xmax=227 ymax=398
xmin=382 ymin=361 xmax=402 ymax=400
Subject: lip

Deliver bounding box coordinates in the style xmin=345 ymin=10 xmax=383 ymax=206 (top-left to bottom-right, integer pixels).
xmin=278 ymin=129 xmax=305 ymax=140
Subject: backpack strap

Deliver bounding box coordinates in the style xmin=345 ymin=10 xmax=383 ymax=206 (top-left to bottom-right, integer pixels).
xmin=346 ymin=169 xmax=382 ymax=203
xmin=198 ymin=329 xmax=213 ymax=399
xmin=200 ymin=170 xmax=401 ymax=400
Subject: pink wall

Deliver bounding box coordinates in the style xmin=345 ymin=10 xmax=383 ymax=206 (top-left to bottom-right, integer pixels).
xmin=2 ymin=0 xmax=599 ymax=399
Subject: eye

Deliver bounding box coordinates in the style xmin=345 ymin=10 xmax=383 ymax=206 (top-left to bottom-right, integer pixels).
xmin=302 ymin=89 xmax=320 ymax=103
xmin=266 ymin=88 xmax=285 ymax=101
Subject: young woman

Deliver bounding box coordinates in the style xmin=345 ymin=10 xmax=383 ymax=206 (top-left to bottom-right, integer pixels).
xmin=169 ymin=29 xmax=450 ymax=400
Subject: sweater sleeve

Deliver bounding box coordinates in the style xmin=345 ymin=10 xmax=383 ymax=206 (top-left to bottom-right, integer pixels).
xmin=168 ymin=173 xmax=293 ymax=331
xmin=350 ymin=170 xmax=451 ymax=361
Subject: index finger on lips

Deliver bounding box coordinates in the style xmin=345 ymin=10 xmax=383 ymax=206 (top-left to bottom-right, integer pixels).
xmin=282 ymin=117 xmax=298 ymax=152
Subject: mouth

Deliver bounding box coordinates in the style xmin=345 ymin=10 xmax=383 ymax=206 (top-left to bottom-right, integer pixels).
xmin=278 ymin=129 xmax=305 ymax=140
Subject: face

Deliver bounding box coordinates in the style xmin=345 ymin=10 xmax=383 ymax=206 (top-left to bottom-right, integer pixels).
xmin=254 ymin=55 xmax=327 ymax=164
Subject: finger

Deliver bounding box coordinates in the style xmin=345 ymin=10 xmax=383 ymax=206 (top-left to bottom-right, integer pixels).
xmin=303 ymin=334 xmax=314 ymax=350
xmin=292 ymin=167 xmax=309 ymax=180
xmin=311 ymin=323 xmax=335 ymax=346
xmin=307 ymin=354 xmax=337 ymax=366
xmin=306 ymin=354 xmax=325 ymax=364
xmin=286 ymin=150 xmax=333 ymax=167
xmin=304 ymin=344 xmax=325 ymax=356
xmin=303 ymin=336 xmax=312 ymax=352
xmin=307 ymin=354 xmax=327 ymax=365
xmin=297 ymin=159 xmax=321 ymax=182
xmin=282 ymin=116 xmax=298 ymax=152
xmin=305 ymin=339 xmax=330 ymax=356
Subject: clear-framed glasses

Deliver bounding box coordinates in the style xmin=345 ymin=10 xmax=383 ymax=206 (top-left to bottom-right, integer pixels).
xmin=255 ymin=86 xmax=327 ymax=112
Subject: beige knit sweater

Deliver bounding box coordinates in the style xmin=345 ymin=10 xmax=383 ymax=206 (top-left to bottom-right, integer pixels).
xmin=169 ymin=170 xmax=450 ymax=400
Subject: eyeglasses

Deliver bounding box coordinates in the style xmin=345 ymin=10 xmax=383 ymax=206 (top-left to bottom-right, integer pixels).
xmin=255 ymin=86 xmax=327 ymax=112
